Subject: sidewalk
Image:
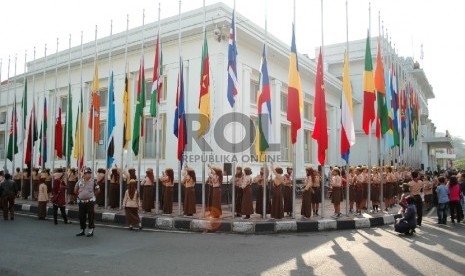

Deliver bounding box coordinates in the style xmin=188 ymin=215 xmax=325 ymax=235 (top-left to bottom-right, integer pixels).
xmin=13 ymin=197 xmax=402 ymax=234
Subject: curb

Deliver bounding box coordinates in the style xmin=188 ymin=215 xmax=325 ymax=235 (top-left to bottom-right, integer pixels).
xmin=14 ymin=203 xmax=401 ymax=234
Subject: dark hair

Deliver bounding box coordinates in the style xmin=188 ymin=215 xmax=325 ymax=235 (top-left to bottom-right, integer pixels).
xmin=165 ymin=168 xmax=174 ymax=184
xmin=438 ymin=176 xmax=446 ymax=184
xmin=406 ymin=196 xmax=415 ymax=205
xmin=187 ymin=169 xmax=196 ymax=183
xmin=16 ymin=167 xmax=20 ymax=172
xmin=275 ymin=167 xmax=283 ymax=175
xmin=5 ymin=173 xmax=11 ymax=180
xmin=449 ymin=175 xmax=458 ymax=187
xmin=411 ymin=171 xmax=419 ymax=179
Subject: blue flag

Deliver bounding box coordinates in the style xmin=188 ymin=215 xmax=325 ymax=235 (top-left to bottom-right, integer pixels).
xmin=227 ymin=9 xmax=238 ymax=107
xmin=106 ymin=72 xmax=115 ymax=168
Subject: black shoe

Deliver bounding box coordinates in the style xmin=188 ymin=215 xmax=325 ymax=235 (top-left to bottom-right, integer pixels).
xmin=54 ymin=221 xmax=58 ymax=225
xmin=86 ymin=229 xmax=94 ymax=237
xmin=76 ymin=231 xmax=85 ymax=237
xmin=138 ymin=225 xmax=143 ymax=230
xmin=10 ymin=217 xmax=14 ymax=221
xmin=64 ymin=221 xmax=71 ymax=224
xmin=129 ymin=226 xmax=133 ymax=230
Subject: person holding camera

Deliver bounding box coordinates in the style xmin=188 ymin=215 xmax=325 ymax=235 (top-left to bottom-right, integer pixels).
xmin=51 ymin=168 xmax=69 ymax=225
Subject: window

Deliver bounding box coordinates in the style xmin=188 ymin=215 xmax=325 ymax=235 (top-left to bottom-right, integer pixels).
xmin=304 ymin=130 xmax=312 ymax=163
xmin=60 ymin=97 xmax=68 ymax=113
xmin=0 ymin=111 xmax=6 ymax=124
xmin=0 ymin=131 xmax=4 ymax=159
xmin=304 ymin=101 xmax=312 ymax=121
xmin=144 ymin=114 xmax=166 ymax=159
xmin=96 ymin=122 xmax=107 ymax=160
xmin=99 ymin=88 xmax=108 ymax=109
xmin=250 ymin=80 xmax=259 ymax=104
xmin=280 ymin=124 xmax=291 ymax=162
xmin=145 ymin=79 xmax=153 ymax=104
xmin=280 ymin=92 xmax=287 ymax=113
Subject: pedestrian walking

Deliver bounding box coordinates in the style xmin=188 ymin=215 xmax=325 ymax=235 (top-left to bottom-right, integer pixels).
xmin=436 ymin=176 xmax=449 ymax=224
xmin=75 ymin=168 xmax=100 ymax=237
xmin=448 ymin=175 xmax=463 ymax=224
xmin=37 ymin=176 xmax=48 ymax=220
xmin=408 ymin=171 xmax=424 ymax=226
xmin=0 ymin=173 xmax=18 ymax=220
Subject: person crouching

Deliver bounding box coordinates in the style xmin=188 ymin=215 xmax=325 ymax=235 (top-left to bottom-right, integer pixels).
xmin=122 ymin=179 xmax=142 ymax=230
xmin=394 ymin=196 xmax=417 ymax=236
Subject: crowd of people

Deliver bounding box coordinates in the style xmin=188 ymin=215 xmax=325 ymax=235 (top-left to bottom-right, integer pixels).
xmin=1 ymin=164 xmax=464 ymax=237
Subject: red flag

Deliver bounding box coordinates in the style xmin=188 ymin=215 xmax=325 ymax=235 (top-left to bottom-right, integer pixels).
xmin=88 ymin=63 xmax=100 ymax=143
xmin=55 ymin=97 xmax=63 ymax=158
xmin=311 ymin=48 xmax=328 ymax=165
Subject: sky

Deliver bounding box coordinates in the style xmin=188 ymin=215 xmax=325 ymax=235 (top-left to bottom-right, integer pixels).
xmin=1 ymin=0 xmax=464 ymax=140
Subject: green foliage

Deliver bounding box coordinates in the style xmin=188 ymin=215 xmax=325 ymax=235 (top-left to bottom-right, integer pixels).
xmin=453 ymin=159 xmax=465 ymax=170
xmin=452 ymin=136 xmax=465 ymax=160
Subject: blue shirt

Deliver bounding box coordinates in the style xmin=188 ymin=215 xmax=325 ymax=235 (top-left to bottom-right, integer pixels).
xmin=436 ymin=185 xmax=449 ymax=204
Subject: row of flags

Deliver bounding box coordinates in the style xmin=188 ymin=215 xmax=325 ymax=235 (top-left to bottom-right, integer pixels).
xmin=5 ymin=8 xmax=421 ymax=171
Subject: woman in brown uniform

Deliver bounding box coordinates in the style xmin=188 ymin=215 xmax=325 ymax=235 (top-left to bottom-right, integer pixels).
xmin=371 ymin=166 xmax=381 ymax=212
xmin=44 ymin=168 xmax=52 ymax=197
xmin=160 ymin=168 xmax=174 ymax=214
xmin=109 ymin=167 xmax=121 ymax=209
xmin=283 ymin=167 xmax=293 ymax=217
xmin=241 ymin=167 xmax=254 ymax=219
xmin=348 ymin=166 xmax=356 ymax=213
xmin=37 ymin=176 xmax=48 ymax=220
xmin=182 ymin=166 xmax=196 ymax=216
xmin=32 ymin=168 xmax=40 ymax=200
xmin=141 ymin=168 xmax=155 ymax=213
xmin=311 ymin=169 xmax=322 ymax=216
xmin=67 ymin=168 xmax=78 ymax=204
xmin=330 ymin=167 xmax=343 ymax=218
xmin=384 ymin=166 xmax=396 ymax=211
xmin=354 ymin=167 xmax=364 ymax=216
xmin=270 ymin=162 xmax=284 ymax=219
xmin=207 ymin=165 xmax=223 ymax=218
xmin=233 ymin=166 xmax=243 ymax=217
xmin=13 ymin=168 xmax=22 ymax=198
xmin=301 ymin=167 xmax=313 ymax=219
xmin=361 ymin=166 xmax=369 ymax=210
xmin=254 ymin=167 xmax=270 ymax=217
xmin=22 ymin=168 xmax=30 ymax=199
xmin=95 ymin=168 xmax=106 ymax=207
xmin=122 ymin=179 xmax=142 ymax=230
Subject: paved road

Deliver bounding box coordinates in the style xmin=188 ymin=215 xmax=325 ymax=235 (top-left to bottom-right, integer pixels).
xmin=1 ymin=212 xmax=464 ymax=276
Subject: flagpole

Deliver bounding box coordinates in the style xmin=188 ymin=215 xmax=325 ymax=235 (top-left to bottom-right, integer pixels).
xmin=79 ymin=31 xmax=84 ymax=176
xmin=29 ymin=47 xmax=37 ymax=199
xmin=262 ymin=0 xmax=268 ymax=220
xmin=377 ymin=11 xmax=385 ymax=212
xmin=231 ymin=0 xmax=236 ymax=220
xmin=138 ymin=9 xmax=145 ymax=195
xmin=63 ymin=35 xmax=70 ymax=202
xmin=201 ymin=0 xmax=206 ymax=218
xmin=41 ymin=45 xmax=48 ymax=170
xmin=92 ymin=25 xmax=98 ymax=182
xmin=105 ymin=19 xmax=113 ymax=209
xmin=344 ymin=0 xmax=350 ymax=216
xmin=51 ymin=38 xmax=59 ymax=173
xmin=120 ymin=14 xmax=129 ymax=210
xmin=12 ymin=55 xmax=18 ymax=174
xmin=155 ymin=4 xmax=161 ymax=215
xmin=366 ymin=2 xmax=373 ymax=213
xmin=5 ymin=56 xmax=10 ymax=172
xmin=319 ymin=0 xmax=326 ymax=219
xmin=20 ymin=51 xmax=26 ymax=196
xmin=178 ymin=0 xmax=182 ymax=216
xmin=290 ymin=0 xmax=297 ymax=219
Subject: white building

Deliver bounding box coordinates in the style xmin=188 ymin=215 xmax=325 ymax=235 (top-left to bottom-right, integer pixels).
xmin=0 ymin=3 xmax=451 ymax=179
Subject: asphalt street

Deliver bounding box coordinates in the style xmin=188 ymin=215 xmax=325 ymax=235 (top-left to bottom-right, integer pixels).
xmin=0 ymin=212 xmax=464 ymax=276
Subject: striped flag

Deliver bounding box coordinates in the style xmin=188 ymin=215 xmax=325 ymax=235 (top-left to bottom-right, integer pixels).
xmin=73 ymin=89 xmax=84 ymax=168
xmin=340 ymin=50 xmax=355 ymax=163
xmin=150 ymin=29 xmax=163 ymax=117
xmin=122 ymin=66 xmax=131 ymax=150
xmin=88 ymin=62 xmax=100 ymax=143
xmin=362 ymin=32 xmax=375 ymax=135
xmin=227 ymin=9 xmax=238 ymax=107
xmin=256 ymin=44 xmax=272 ymax=160
xmin=286 ymin=24 xmax=302 ymax=144
xmin=174 ymin=58 xmax=186 ymax=165
xmin=375 ymin=39 xmax=389 ymax=138
xmin=6 ymin=98 xmax=18 ymax=161
xmin=198 ymin=31 xmax=211 ymax=138
xmin=106 ymin=72 xmax=115 ymax=168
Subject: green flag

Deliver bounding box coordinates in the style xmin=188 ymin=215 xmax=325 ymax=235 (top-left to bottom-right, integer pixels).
xmin=7 ymin=98 xmax=18 ymax=161
xmin=132 ymin=58 xmax=145 ymax=156
xmin=63 ymin=84 xmax=73 ymax=167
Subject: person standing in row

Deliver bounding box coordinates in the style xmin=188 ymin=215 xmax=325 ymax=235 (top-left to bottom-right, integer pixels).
xmin=354 ymin=167 xmax=364 ymax=216
xmin=255 ymin=167 xmax=270 ymax=217
xmin=37 ymin=176 xmax=48 ymax=220
xmin=109 ymin=167 xmax=121 ymax=209
xmin=13 ymin=168 xmax=21 ymax=198
xmin=75 ymin=168 xmax=100 ymax=237
xmin=67 ymin=168 xmax=78 ymax=204
xmin=270 ymin=162 xmax=284 ymax=219
xmin=330 ymin=167 xmax=343 ymax=218
xmin=408 ymin=171 xmax=424 ymax=226
xmin=50 ymin=168 xmax=69 ymax=224
xmin=44 ymin=169 xmax=52 ymax=197
xmin=423 ymin=176 xmax=434 ymax=211
xmin=182 ymin=166 xmax=196 ymax=216
xmin=160 ymin=168 xmax=174 ymax=214
xmin=207 ymin=165 xmax=223 ymax=219
xmin=95 ymin=168 xmax=106 ymax=207
xmin=21 ymin=168 xmax=30 ymax=199
xmin=241 ymin=167 xmax=254 ymax=219
xmin=1 ymin=173 xmax=18 ymax=220
xmin=141 ymin=168 xmax=155 ymax=213
xmin=32 ymin=168 xmax=40 ymax=200
xmin=301 ymin=167 xmax=313 ymax=219
xmin=283 ymin=167 xmax=293 ymax=217
xmin=385 ymin=166 xmax=396 ymax=211
xmin=311 ymin=168 xmax=322 ymax=216
xmin=122 ymin=179 xmax=142 ymax=230
xmin=371 ymin=166 xmax=381 ymax=213
xmin=233 ymin=166 xmax=243 ymax=217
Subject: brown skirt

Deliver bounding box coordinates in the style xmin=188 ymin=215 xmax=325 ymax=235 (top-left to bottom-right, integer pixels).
xmin=38 ymin=201 xmax=47 ymax=219
xmin=255 ymin=185 xmax=271 ymax=215
xmin=283 ymin=186 xmax=292 ymax=213
xmin=331 ymin=186 xmax=343 ymax=204
xmin=210 ymin=187 xmax=222 ymax=218
xmin=301 ymin=189 xmax=312 ymax=218
xmin=311 ymin=187 xmax=322 ymax=203
xmin=371 ymin=184 xmax=380 ymax=202
xmin=235 ymin=187 xmax=243 ymax=214
xmin=241 ymin=185 xmax=254 ymax=216
xmin=67 ymin=181 xmax=76 ymax=195
xmin=109 ymin=183 xmax=120 ymax=208
xmin=183 ymin=187 xmax=196 ymax=215
xmin=163 ymin=186 xmax=173 ymax=214
xmin=125 ymin=207 xmax=140 ymax=225
xmin=22 ymin=180 xmax=31 ymax=199
xmin=96 ymin=181 xmax=106 ymax=206
xmin=384 ymin=182 xmax=395 ymax=198
xmin=142 ymin=185 xmax=154 ymax=212
xmin=362 ymin=183 xmax=368 ymax=199
xmin=271 ymin=185 xmax=284 ymax=219
xmin=349 ymin=185 xmax=356 ymax=201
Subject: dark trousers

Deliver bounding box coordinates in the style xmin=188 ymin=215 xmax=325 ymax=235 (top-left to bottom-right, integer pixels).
xmin=78 ymin=202 xmax=95 ymax=230
xmin=2 ymin=195 xmax=15 ymax=219
xmin=437 ymin=203 xmax=448 ymax=223
xmin=53 ymin=204 xmax=68 ymax=223
xmin=413 ymin=195 xmax=423 ymax=226
xmin=449 ymin=200 xmax=463 ymax=223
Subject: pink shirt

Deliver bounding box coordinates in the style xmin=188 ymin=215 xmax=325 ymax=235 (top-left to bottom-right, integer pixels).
xmin=449 ymin=184 xmax=461 ymax=201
